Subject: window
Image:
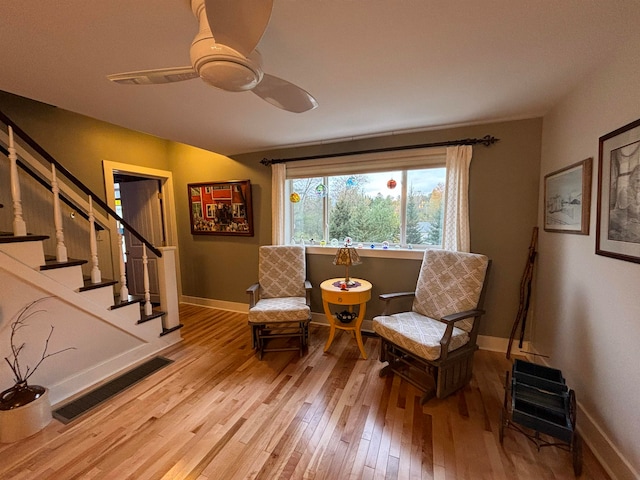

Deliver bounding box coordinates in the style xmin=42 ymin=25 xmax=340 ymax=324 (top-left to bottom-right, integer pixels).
xmin=283 ymin=147 xmax=447 ymax=249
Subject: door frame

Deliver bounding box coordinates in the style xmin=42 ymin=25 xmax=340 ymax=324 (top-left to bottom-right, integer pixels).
xmin=102 ymin=160 xmax=182 ymax=299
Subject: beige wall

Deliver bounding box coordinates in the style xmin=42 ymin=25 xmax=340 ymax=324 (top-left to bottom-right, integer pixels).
xmin=535 ymin=35 xmax=640 ymax=479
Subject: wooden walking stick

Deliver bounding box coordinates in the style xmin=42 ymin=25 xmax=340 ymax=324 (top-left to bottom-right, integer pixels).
xmin=506 ymin=227 xmax=538 ymax=359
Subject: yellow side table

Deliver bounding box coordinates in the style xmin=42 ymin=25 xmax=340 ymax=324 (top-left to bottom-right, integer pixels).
xmin=320 ymin=278 xmax=372 ymax=359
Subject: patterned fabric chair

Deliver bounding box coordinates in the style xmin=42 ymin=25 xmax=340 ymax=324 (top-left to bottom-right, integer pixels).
xmin=246 ymin=245 xmax=312 ymax=359
xmin=373 ymin=249 xmax=490 ymax=403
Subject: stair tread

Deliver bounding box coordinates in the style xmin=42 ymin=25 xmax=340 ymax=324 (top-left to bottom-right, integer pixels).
xmin=110 ymin=294 xmax=145 ymax=310
xmin=41 ymin=256 xmax=88 ymax=270
xmin=79 ymin=277 xmax=118 ymax=292
xmin=138 ymin=308 xmax=165 ymax=324
xmin=0 ymin=233 xmax=49 ymax=244
xmin=160 ymin=324 xmax=184 ymax=337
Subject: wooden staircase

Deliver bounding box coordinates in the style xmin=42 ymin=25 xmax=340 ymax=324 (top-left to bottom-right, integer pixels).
xmin=0 ymin=232 xmax=183 ymax=406
xmin=1 ymin=113 xmax=183 ymax=407
xmin=1 ymin=232 xmax=182 ymax=335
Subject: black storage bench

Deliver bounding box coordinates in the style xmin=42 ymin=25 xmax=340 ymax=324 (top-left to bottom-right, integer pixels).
xmin=500 ymin=359 xmax=582 ymax=476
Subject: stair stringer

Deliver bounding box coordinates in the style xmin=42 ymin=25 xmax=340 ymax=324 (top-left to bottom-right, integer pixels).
xmin=0 ymin=249 xmax=181 ymax=406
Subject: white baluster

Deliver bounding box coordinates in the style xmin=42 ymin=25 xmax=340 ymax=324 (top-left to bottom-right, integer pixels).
xmin=8 ymin=126 xmax=27 ymax=236
xmin=88 ymin=196 xmax=102 ymax=283
xmin=118 ymin=231 xmax=129 ymax=301
xmin=51 ymin=164 xmax=68 ymax=262
xmin=142 ymin=244 xmax=153 ymax=316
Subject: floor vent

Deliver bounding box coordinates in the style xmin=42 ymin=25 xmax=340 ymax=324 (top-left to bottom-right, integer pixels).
xmin=53 ymin=356 xmax=173 ymax=424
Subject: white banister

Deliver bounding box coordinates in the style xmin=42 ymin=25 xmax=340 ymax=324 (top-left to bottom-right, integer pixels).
xmin=8 ymin=126 xmax=27 ymax=236
xmin=142 ymin=244 xmax=153 ymax=316
xmin=51 ymin=164 xmax=68 ymax=262
xmin=117 ymin=232 xmax=129 ymax=301
xmin=88 ymin=196 xmax=102 ymax=283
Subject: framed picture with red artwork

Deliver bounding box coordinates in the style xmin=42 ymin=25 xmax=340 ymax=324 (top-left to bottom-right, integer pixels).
xmin=188 ymin=180 xmax=253 ymax=236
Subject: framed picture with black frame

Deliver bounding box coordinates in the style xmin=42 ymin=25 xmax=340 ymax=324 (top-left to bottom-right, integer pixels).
xmin=596 ymin=118 xmax=640 ymax=263
xmin=188 ymin=179 xmax=254 ymax=236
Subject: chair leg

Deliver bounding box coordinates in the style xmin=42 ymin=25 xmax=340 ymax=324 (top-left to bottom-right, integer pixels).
xmin=420 ymin=374 xmax=437 ymax=404
xmin=251 ymin=320 xmax=309 ymax=359
xmin=250 ymin=323 xmax=263 ymax=350
xmin=256 ymin=325 xmax=264 ymax=359
xmin=379 ymin=363 xmax=394 ymax=377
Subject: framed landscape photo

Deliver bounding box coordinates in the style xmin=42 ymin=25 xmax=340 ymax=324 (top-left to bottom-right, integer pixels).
xmin=597 ymin=118 xmax=640 ymax=263
xmin=544 ymin=157 xmax=592 ymax=234
xmin=188 ymin=180 xmax=254 ymax=236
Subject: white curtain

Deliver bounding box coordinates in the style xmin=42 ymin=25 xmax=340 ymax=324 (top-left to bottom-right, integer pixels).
xmin=271 ymin=163 xmax=286 ymax=245
xmin=442 ymin=145 xmax=473 ymax=252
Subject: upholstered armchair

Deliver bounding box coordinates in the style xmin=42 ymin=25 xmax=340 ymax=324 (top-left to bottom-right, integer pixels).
xmin=373 ymin=249 xmax=490 ymax=403
xmin=246 ymin=245 xmax=312 ymax=359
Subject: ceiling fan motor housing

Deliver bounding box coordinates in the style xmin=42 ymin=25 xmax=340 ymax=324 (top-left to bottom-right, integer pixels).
xmin=190 ymin=0 xmax=263 ymax=92
xmin=191 ymin=39 xmax=263 ymax=92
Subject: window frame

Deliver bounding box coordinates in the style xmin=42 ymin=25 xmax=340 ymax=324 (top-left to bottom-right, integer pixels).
xmin=282 ymin=146 xmax=447 ymax=253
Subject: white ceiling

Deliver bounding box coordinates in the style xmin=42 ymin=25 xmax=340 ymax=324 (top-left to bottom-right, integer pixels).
xmin=1 ymin=0 xmax=640 ymax=156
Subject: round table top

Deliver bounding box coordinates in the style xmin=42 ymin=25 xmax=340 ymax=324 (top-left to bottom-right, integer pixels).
xmin=320 ymin=278 xmax=372 ymax=293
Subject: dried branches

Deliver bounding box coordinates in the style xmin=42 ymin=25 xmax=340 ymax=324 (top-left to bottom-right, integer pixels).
xmin=3 ymin=298 xmax=76 ymax=385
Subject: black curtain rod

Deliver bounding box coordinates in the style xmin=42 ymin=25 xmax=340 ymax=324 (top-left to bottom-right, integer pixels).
xmin=260 ymin=134 xmax=499 ymax=166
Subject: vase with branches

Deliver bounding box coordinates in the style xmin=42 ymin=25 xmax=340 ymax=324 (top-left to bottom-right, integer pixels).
xmin=1 ymin=298 xmax=75 ymax=411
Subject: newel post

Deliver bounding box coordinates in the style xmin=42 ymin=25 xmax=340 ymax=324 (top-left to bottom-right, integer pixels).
xmin=157 ymin=246 xmax=180 ymax=332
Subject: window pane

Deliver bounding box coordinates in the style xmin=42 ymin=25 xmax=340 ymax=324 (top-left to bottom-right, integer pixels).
xmin=287 ymin=166 xmax=446 ymax=248
xmin=406 ymin=168 xmax=446 ymax=247
xmin=328 ymin=172 xmax=401 ymax=245
xmin=290 ymin=177 xmax=324 ymax=243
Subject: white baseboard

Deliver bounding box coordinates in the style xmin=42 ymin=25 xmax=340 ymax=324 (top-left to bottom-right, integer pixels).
xmin=181 ymin=295 xmax=249 ymax=313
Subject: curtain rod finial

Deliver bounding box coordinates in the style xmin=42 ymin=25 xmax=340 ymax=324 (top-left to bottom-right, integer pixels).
xmin=481 ymin=135 xmax=499 ymax=146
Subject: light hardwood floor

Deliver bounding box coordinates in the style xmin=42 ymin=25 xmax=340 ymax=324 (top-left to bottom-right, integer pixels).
xmin=0 ymin=304 xmax=610 ymax=479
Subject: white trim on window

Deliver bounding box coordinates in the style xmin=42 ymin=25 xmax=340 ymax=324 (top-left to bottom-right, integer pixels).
xmin=280 ymin=146 xmax=447 ymax=253
xmin=284 ymin=146 xmax=446 ymax=178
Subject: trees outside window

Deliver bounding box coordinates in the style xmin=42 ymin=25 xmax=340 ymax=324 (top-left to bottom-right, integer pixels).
xmin=289 ymin=168 xmax=445 ymax=248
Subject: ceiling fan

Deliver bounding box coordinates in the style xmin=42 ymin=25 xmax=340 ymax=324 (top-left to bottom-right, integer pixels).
xmin=107 ymin=0 xmax=318 ymax=113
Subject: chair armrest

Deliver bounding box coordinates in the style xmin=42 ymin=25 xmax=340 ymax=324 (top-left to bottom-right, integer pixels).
xmin=378 ymin=291 xmax=415 ymax=315
xmin=304 ymin=280 xmax=312 ymax=305
xmin=246 ymin=283 xmax=259 ymax=308
xmin=440 ymin=309 xmax=485 ymax=325
xmin=438 ymin=309 xmax=485 ymax=361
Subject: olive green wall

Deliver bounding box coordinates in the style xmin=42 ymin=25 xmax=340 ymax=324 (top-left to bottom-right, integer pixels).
xmin=166 ymin=142 xmax=270 ymax=303
xmin=0 ymin=91 xmax=172 ymax=199
xmin=1 ymin=90 xmax=542 ymax=340
xmin=233 ymin=118 xmax=542 ymax=338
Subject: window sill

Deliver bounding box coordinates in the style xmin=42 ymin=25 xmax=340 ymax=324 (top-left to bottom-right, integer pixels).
xmin=305 ymin=245 xmax=425 ymax=260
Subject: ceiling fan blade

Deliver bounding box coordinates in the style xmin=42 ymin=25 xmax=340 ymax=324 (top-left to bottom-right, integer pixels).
xmin=204 ymin=0 xmax=274 ymax=57
xmin=252 ymin=73 xmax=318 ymax=113
xmin=107 ymin=67 xmax=199 ymax=85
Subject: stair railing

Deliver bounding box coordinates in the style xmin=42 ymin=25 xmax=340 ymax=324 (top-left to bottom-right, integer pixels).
xmin=0 ymin=112 xmax=161 ymax=313
xmin=0 ymin=110 xmax=162 ymax=258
